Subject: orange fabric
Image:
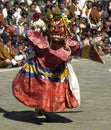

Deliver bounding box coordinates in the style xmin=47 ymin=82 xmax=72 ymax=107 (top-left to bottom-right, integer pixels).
xmin=90 ymin=8 xmax=100 ymax=24
xmin=0 ymin=45 xmax=16 ymax=60
xmin=12 ymin=73 xmax=78 ymax=112
xmin=85 ymin=8 xmax=89 ymax=17
xmin=84 ymin=7 xmax=100 ymax=24
xmin=0 ymin=14 xmax=4 ymax=23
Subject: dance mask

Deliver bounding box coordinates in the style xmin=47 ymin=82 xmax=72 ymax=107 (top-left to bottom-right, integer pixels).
xmin=49 ymin=15 xmax=70 ymax=41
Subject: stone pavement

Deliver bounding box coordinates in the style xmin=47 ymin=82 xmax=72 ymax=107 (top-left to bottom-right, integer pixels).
xmin=0 ymin=55 xmax=111 ymax=130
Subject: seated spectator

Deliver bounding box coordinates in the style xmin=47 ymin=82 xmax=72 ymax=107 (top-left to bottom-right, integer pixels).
xmin=0 ymin=37 xmax=11 ymax=68
xmin=22 ymin=38 xmax=35 ymax=60
xmin=13 ymin=1 xmax=22 ymax=25
xmin=101 ymin=36 xmax=111 ymax=54
xmin=4 ymin=9 xmax=16 ymax=26
xmin=105 ymin=16 xmax=111 ymax=38
xmin=17 ymin=10 xmax=28 ymax=26
xmin=0 ymin=21 xmax=5 ymax=34
xmin=27 ymin=3 xmax=42 ymax=23
xmin=0 ymin=34 xmax=23 ymax=68
xmin=58 ymin=1 xmax=69 ymax=16
xmin=71 ymin=23 xmax=81 ymax=42
xmin=0 ymin=6 xmax=4 ymax=23
xmin=107 ymin=1 xmax=111 ymax=16
xmin=19 ymin=2 xmax=28 ymax=11
xmin=0 ymin=37 xmax=3 ymax=49
xmin=45 ymin=0 xmax=52 ymax=12
xmin=31 ymin=13 xmax=46 ymax=32
xmin=15 ymin=41 xmax=26 ymax=58
xmin=79 ymin=17 xmax=90 ymax=33
xmin=92 ymin=30 xmax=104 ymax=56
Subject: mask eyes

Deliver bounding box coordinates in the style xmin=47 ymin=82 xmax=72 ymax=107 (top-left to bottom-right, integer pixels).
xmin=59 ymin=26 xmax=65 ymax=31
xmin=50 ymin=26 xmax=55 ymax=30
xmin=50 ymin=26 xmax=65 ymax=30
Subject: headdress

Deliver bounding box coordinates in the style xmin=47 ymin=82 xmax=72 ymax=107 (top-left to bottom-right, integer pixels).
xmin=47 ymin=11 xmax=73 ymax=37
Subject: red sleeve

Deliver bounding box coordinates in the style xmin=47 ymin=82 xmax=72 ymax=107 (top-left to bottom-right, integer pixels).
xmin=65 ymin=37 xmax=80 ymax=56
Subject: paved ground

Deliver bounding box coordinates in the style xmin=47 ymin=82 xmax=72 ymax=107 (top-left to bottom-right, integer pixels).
xmin=0 ymin=55 xmax=111 ymax=130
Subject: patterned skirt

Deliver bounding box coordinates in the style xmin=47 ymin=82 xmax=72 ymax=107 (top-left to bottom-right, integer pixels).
xmin=12 ymin=59 xmax=79 ymax=112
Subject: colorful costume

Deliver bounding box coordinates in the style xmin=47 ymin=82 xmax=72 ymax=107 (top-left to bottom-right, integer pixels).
xmin=12 ymin=14 xmax=81 ymax=116
xmin=12 ymin=12 xmax=104 ymax=117
xmin=12 ymin=33 xmax=80 ymax=111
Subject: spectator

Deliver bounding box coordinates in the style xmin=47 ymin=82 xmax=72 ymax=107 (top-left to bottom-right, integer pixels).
xmin=79 ymin=16 xmax=89 ymax=33
xmin=101 ymin=36 xmax=111 ymax=54
xmin=2 ymin=1 xmax=11 ymax=18
xmin=0 ymin=21 xmax=5 ymax=34
xmin=31 ymin=13 xmax=46 ymax=32
xmin=0 ymin=37 xmax=11 ymax=68
xmin=105 ymin=16 xmax=111 ymax=38
xmin=33 ymin=0 xmax=42 ymax=13
xmin=96 ymin=3 xmax=104 ymax=31
xmin=81 ymin=0 xmax=100 ymax=30
xmin=71 ymin=23 xmax=81 ymax=42
xmin=45 ymin=0 xmax=52 ymax=13
xmin=0 ymin=34 xmax=23 ymax=68
xmin=27 ymin=3 xmax=42 ymax=23
xmin=58 ymin=1 xmax=69 ymax=16
xmin=14 ymin=41 xmax=26 ymax=63
xmin=19 ymin=2 xmax=28 ymax=11
xmin=107 ymin=1 xmax=111 ymax=16
xmin=17 ymin=10 xmax=28 ymax=26
xmin=4 ymin=9 xmax=16 ymax=26
xmin=13 ymin=1 xmax=22 ymax=25
xmin=0 ymin=6 xmax=5 ymax=23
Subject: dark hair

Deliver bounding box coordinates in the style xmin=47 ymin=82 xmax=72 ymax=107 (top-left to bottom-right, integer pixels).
xmin=0 ymin=21 xmax=3 ymax=27
xmin=1 ymin=33 xmax=11 ymax=44
xmin=81 ymin=30 xmax=89 ymax=37
xmin=17 ymin=41 xmax=23 ymax=47
xmin=1 ymin=33 xmax=8 ymax=39
xmin=33 ymin=13 xmax=40 ymax=19
xmin=14 ymin=1 xmax=19 ymax=6
xmin=4 ymin=2 xmax=9 ymax=8
xmin=30 ymin=3 xmax=36 ymax=7
xmin=19 ymin=2 xmax=26 ymax=7
xmin=97 ymin=3 xmax=103 ymax=10
xmin=21 ymin=10 xmax=28 ymax=17
xmin=4 ymin=38 xmax=11 ymax=44
xmin=8 ymin=9 xmax=14 ymax=15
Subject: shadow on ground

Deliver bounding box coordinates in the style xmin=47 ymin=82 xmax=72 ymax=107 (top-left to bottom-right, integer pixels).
xmin=0 ymin=107 xmax=82 ymax=125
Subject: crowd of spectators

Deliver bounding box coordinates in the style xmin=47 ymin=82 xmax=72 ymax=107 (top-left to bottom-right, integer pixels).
xmin=0 ymin=0 xmax=111 ymax=68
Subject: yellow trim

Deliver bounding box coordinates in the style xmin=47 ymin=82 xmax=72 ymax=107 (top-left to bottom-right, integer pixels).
xmin=22 ymin=63 xmax=69 ymax=78
xmin=19 ymin=26 xmax=24 ymax=36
